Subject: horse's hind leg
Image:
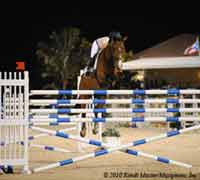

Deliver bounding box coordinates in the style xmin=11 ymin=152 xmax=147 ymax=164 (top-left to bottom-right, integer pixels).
xmin=80 ymin=109 xmax=87 ymax=137
xmin=80 ymin=121 xmax=87 ymax=137
xmin=92 ymin=112 xmax=99 ymax=135
xmin=79 ymin=97 xmax=87 ymax=137
xmin=92 ymin=103 xmax=103 ymax=135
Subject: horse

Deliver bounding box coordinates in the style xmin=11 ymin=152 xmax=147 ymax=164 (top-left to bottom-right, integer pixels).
xmin=78 ymin=37 xmax=127 ymax=137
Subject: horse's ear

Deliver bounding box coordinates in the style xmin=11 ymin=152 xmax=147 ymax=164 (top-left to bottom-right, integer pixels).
xmin=123 ymin=36 xmax=128 ymax=41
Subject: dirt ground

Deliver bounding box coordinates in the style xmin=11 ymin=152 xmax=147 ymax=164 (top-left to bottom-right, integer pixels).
xmin=1 ymin=126 xmax=200 ymax=180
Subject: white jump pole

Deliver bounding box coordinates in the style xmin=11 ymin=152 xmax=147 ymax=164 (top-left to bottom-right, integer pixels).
xmin=30 ymin=98 xmax=200 ymax=105
xmin=29 ymin=144 xmax=71 ymax=153
xmin=29 ymin=127 xmax=77 ymax=141
xmin=30 ymin=89 xmax=200 ymax=96
xmin=32 ymin=124 xmax=200 ymax=173
xmin=30 ymin=108 xmax=200 ymax=114
xmin=30 ymin=117 xmax=200 ymax=123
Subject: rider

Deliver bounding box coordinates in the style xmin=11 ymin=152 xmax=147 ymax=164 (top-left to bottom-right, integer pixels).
xmin=87 ymin=31 xmax=122 ymax=71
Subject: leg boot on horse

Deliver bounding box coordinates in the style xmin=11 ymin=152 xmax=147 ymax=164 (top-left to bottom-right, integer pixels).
xmin=80 ymin=122 xmax=87 ymax=137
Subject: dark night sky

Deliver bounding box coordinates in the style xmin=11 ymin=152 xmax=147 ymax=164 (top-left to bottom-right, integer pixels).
xmin=1 ymin=12 xmax=200 ymax=71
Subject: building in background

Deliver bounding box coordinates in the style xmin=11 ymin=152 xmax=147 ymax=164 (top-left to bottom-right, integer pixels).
xmin=133 ymin=34 xmax=200 ymax=88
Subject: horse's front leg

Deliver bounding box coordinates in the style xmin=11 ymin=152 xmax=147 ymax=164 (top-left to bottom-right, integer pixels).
xmin=92 ymin=111 xmax=99 ymax=135
xmin=80 ymin=95 xmax=87 ymax=137
xmin=80 ymin=114 xmax=87 ymax=137
xmin=92 ymin=102 xmax=104 ymax=135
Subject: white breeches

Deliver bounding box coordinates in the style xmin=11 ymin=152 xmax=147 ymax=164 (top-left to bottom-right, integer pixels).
xmin=90 ymin=40 xmax=99 ymax=58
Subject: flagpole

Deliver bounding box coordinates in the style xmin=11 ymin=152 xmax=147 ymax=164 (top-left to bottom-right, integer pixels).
xmin=198 ymin=35 xmax=200 ymax=56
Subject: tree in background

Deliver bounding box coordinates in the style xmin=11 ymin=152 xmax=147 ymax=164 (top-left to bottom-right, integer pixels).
xmin=36 ymin=27 xmax=91 ymax=89
xmin=36 ymin=28 xmax=139 ymax=90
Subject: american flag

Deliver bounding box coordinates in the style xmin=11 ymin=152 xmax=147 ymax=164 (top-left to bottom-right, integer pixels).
xmin=184 ymin=37 xmax=199 ymax=55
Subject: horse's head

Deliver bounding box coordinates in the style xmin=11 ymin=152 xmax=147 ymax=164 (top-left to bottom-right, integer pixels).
xmin=110 ymin=37 xmax=127 ymax=76
xmin=95 ymin=36 xmax=127 ymax=88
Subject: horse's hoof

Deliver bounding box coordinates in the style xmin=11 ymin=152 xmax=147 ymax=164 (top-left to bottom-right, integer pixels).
xmin=92 ymin=128 xmax=98 ymax=135
xmin=80 ymin=130 xmax=86 ymax=137
xmin=132 ymin=123 xmax=137 ymax=128
xmin=95 ymin=147 xmax=105 ymax=152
